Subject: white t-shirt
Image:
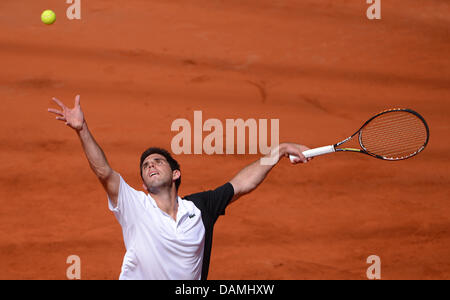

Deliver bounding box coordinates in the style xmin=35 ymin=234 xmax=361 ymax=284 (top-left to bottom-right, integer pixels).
xmin=108 ymin=175 xmax=205 ymax=280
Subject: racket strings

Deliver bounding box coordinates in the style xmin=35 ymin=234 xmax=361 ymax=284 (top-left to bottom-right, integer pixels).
xmin=360 ymin=111 xmax=428 ymax=160
xmin=362 ymin=133 xmax=427 ymax=155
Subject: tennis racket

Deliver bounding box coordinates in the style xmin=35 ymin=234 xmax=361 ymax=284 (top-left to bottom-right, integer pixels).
xmin=289 ymin=108 xmax=429 ymax=162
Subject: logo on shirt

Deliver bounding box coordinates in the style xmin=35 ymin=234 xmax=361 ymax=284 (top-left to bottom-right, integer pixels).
xmin=188 ymin=213 xmax=196 ymax=218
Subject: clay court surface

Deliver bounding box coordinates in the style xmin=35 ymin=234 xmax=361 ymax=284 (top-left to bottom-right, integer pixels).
xmin=0 ymin=0 xmax=449 ymax=279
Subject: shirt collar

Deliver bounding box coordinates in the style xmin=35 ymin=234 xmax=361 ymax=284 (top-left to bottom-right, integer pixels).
xmin=147 ymin=194 xmax=158 ymax=208
xmin=147 ymin=194 xmax=188 ymax=215
xmin=176 ymin=196 xmax=189 ymax=216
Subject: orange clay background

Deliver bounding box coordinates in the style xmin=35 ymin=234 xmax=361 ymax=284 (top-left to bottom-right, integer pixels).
xmin=0 ymin=0 xmax=449 ymax=280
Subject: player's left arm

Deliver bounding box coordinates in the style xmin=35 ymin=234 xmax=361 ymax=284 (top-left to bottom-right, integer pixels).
xmin=229 ymin=143 xmax=311 ymax=203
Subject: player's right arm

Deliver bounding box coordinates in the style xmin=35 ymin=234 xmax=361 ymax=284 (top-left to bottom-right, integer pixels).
xmin=48 ymin=95 xmax=120 ymax=207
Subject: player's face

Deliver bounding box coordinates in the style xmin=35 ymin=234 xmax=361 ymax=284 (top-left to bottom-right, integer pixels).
xmin=141 ymin=154 xmax=176 ymax=191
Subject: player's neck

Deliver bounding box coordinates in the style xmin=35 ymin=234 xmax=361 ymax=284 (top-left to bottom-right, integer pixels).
xmin=150 ymin=187 xmax=178 ymax=221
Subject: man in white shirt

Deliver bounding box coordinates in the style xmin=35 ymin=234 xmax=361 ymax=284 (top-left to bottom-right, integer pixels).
xmin=48 ymin=95 xmax=311 ymax=279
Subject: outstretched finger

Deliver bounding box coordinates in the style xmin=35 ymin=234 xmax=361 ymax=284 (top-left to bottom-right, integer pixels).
xmin=47 ymin=108 xmax=64 ymax=116
xmin=74 ymin=95 xmax=81 ymax=107
xmin=55 ymin=116 xmax=66 ymax=122
xmin=51 ymin=97 xmax=66 ymax=110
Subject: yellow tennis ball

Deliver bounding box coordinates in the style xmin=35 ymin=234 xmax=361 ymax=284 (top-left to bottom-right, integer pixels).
xmin=41 ymin=10 xmax=56 ymax=25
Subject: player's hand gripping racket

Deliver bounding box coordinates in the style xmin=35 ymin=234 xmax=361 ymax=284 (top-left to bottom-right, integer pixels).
xmin=289 ymin=108 xmax=429 ymax=162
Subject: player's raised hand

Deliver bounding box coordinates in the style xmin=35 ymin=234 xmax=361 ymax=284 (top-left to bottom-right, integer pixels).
xmin=48 ymin=95 xmax=84 ymax=130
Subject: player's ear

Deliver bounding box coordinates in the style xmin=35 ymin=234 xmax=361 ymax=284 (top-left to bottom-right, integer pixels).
xmin=172 ymin=169 xmax=181 ymax=181
xmin=142 ymin=184 xmax=148 ymax=193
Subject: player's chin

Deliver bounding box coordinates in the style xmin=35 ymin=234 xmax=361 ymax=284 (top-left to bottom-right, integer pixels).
xmin=146 ymin=178 xmax=169 ymax=189
xmin=144 ymin=178 xmax=158 ymax=188
xmin=146 ymin=178 xmax=159 ymax=186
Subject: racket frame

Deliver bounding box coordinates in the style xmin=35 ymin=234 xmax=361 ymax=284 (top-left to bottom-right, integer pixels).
xmin=334 ymin=108 xmax=430 ymax=160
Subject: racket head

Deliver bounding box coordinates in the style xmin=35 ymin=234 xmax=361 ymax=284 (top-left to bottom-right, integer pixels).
xmin=356 ymin=108 xmax=429 ymax=161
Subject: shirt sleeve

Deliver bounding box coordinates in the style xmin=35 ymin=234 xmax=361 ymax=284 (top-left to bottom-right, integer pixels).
xmin=183 ymin=182 xmax=235 ymax=223
xmin=108 ymin=175 xmax=146 ymax=227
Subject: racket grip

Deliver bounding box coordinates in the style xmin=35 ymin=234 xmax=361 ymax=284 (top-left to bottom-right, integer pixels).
xmin=289 ymin=145 xmax=335 ymax=162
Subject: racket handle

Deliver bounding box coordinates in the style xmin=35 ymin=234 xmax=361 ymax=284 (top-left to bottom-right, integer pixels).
xmin=289 ymin=145 xmax=335 ymax=162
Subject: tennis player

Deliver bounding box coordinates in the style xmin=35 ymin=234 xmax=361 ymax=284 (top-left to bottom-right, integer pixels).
xmin=48 ymin=95 xmax=311 ymax=280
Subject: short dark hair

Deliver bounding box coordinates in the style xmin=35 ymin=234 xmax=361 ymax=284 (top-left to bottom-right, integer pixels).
xmin=140 ymin=147 xmax=181 ymax=190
